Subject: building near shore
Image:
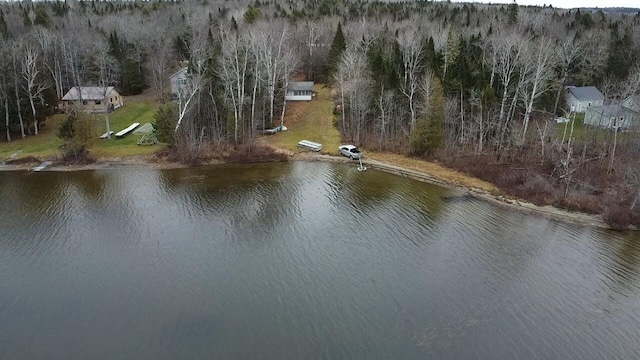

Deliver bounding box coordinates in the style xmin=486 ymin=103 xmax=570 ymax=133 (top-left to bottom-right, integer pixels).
xmin=565 ymin=86 xmax=604 ymax=113
xmin=61 ymin=86 xmax=123 ymax=113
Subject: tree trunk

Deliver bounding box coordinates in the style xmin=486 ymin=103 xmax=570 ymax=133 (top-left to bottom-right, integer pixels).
xmin=29 ymin=94 xmax=38 ymax=135
xmin=5 ymin=97 xmax=10 ymax=142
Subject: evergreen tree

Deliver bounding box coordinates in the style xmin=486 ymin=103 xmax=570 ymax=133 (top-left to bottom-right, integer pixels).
xmin=243 ymin=5 xmax=261 ymax=23
xmin=0 ymin=13 xmax=8 ymax=38
xmin=325 ymin=22 xmax=346 ymax=80
xmin=411 ymin=77 xmax=444 ymax=156
xmin=507 ymin=1 xmax=518 ymax=25
xmin=153 ymin=103 xmax=178 ymax=145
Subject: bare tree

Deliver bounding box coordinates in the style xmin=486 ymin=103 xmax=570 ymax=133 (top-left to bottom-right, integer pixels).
xmin=493 ymin=32 xmax=528 ymax=146
xmin=11 ymin=40 xmax=25 ymax=139
xmin=174 ymin=31 xmax=209 ymax=135
xmin=397 ymin=27 xmax=424 ymax=135
xmin=93 ymin=41 xmax=119 ymax=140
xmin=218 ymin=27 xmax=249 ymax=144
xmin=520 ymin=36 xmax=559 ymax=142
xmin=552 ymin=34 xmax=583 ymax=116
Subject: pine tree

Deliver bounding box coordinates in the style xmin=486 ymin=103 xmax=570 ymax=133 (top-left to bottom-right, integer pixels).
xmin=0 ymin=14 xmax=8 ymax=38
xmin=411 ymin=77 xmax=444 ymax=156
xmin=507 ymin=1 xmax=518 ymax=25
xmin=325 ymin=22 xmax=346 ymax=80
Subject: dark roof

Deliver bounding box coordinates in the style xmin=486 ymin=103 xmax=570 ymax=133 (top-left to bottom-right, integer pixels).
xmin=169 ymin=67 xmax=188 ymax=80
xmin=288 ymin=81 xmax=314 ymax=91
xmin=566 ymin=86 xmax=604 ymax=101
xmin=588 ymin=104 xmax=639 ymax=117
xmin=62 ymin=87 xmax=116 ymax=101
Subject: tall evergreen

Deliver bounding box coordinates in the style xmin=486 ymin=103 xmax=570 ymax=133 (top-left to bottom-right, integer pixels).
xmin=325 ymin=22 xmax=346 ymax=80
xmin=411 ymin=77 xmax=444 ymax=156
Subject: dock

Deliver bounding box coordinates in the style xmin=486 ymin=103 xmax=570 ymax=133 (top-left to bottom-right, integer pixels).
xmin=99 ymin=131 xmax=114 ymax=139
xmin=33 ymin=161 xmax=52 ymax=172
xmin=115 ymin=123 xmax=140 ymax=138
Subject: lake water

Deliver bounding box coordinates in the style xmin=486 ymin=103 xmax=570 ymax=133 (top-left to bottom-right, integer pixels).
xmin=1 ymin=162 xmax=640 ymax=359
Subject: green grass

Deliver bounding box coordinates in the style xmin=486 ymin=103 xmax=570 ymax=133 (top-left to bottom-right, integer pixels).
xmin=91 ymin=98 xmax=161 ymax=158
xmin=0 ymin=97 xmax=163 ymax=162
xmin=265 ymin=85 xmax=341 ymax=155
xmin=555 ymin=112 xmax=610 ymax=143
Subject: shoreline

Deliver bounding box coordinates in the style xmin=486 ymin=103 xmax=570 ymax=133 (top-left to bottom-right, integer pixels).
xmin=0 ymin=153 xmax=628 ymax=230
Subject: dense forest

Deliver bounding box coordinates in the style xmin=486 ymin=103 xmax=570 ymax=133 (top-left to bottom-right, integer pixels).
xmin=1 ymin=0 xmax=640 ymax=227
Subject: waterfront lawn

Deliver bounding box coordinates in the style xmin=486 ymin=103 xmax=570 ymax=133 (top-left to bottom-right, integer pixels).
xmin=264 ymin=84 xmax=341 ymax=156
xmin=0 ymin=97 xmax=162 ymax=162
xmin=91 ymin=98 xmax=161 ymax=158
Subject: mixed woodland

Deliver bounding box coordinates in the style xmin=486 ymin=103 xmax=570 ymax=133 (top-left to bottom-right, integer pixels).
xmin=1 ymin=0 xmax=640 ymax=227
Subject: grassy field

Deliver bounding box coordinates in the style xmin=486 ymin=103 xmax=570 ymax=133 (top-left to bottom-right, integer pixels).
xmin=263 ymin=85 xmax=341 ymax=156
xmin=0 ymin=96 xmax=162 ymax=162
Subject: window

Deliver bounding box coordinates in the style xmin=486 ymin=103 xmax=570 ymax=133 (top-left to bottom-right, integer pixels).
xmin=110 ymin=97 xmax=113 ymax=103
xmin=95 ymin=100 xmax=101 ymax=105
xmin=82 ymin=101 xmax=88 ymax=105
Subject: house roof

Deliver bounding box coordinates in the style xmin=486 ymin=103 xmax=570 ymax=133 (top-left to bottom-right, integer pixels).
xmin=588 ymin=104 xmax=640 ymax=118
xmin=625 ymin=94 xmax=640 ymax=105
xmin=566 ymin=86 xmax=604 ymax=101
xmin=62 ymin=87 xmax=115 ymax=101
xmin=288 ymin=81 xmax=314 ymax=92
xmin=169 ymin=67 xmax=188 ymax=80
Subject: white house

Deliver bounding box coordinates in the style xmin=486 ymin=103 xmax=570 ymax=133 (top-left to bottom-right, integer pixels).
xmin=285 ymin=81 xmax=314 ymax=101
xmin=565 ymin=86 xmax=604 ymax=113
xmin=622 ymin=95 xmax=640 ymax=112
xmin=584 ymin=104 xmax=640 ymax=130
xmin=169 ymin=67 xmax=188 ymax=99
xmin=60 ymin=86 xmax=123 ymax=113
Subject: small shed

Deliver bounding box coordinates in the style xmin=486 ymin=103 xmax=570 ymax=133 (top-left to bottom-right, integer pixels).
xmin=285 ymin=82 xmax=314 ymax=101
xmin=584 ymin=105 xmax=640 ymax=130
xmin=565 ymin=86 xmax=604 ymax=113
xmin=61 ymin=86 xmax=123 ymax=113
xmin=169 ymin=67 xmax=188 ymax=99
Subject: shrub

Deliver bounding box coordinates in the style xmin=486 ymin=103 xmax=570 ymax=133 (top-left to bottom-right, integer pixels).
xmin=603 ymin=204 xmax=632 ymax=230
xmin=153 ymin=103 xmax=178 ymax=146
xmin=57 ymin=109 xmax=95 ymax=160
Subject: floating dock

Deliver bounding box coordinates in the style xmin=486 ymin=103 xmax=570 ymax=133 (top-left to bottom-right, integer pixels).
xmin=115 ymin=123 xmax=140 ymax=138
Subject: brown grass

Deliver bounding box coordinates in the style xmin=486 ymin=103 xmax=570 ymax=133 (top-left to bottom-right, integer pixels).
xmin=367 ymin=151 xmax=501 ymax=194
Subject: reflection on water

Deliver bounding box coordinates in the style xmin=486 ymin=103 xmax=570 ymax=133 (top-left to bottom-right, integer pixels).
xmin=1 ymin=162 xmax=640 ymax=359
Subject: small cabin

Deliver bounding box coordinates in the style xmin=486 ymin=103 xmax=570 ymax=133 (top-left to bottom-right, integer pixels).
xmin=285 ymin=82 xmax=314 ymax=101
xmin=169 ymin=67 xmax=188 ymax=99
xmin=61 ymin=86 xmax=123 ymax=113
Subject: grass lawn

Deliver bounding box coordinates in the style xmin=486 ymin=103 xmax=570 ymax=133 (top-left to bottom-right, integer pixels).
xmin=90 ymin=98 xmax=162 ymax=158
xmin=264 ymin=84 xmax=341 ymax=156
xmin=0 ymin=96 xmax=163 ymax=162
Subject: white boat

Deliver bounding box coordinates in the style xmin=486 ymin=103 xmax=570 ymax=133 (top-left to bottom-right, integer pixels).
xmin=115 ymin=123 xmax=140 ymax=138
xmin=297 ymin=140 xmax=322 ymax=152
xmin=99 ymin=131 xmax=114 ymax=139
xmin=33 ymin=161 xmax=52 ymax=172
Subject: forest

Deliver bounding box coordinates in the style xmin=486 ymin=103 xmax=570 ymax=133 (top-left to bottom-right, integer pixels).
xmin=0 ymin=0 xmax=640 ymax=227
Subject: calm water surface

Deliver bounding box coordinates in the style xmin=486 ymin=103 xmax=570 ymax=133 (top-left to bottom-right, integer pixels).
xmin=1 ymin=162 xmax=640 ymax=359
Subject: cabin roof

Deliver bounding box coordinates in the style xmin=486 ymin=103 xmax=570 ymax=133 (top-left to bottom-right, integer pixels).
xmin=62 ymin=86 xmax=115 ymax=101
xmin=288 ymin=81 xmax=314 ymax=92
xmin=566 ymin=86 xmax=604 ymax=101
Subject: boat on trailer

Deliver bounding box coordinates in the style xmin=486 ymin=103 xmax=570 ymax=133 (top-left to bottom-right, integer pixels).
xmin=297 ymin=140 xmax=322 ymax=152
